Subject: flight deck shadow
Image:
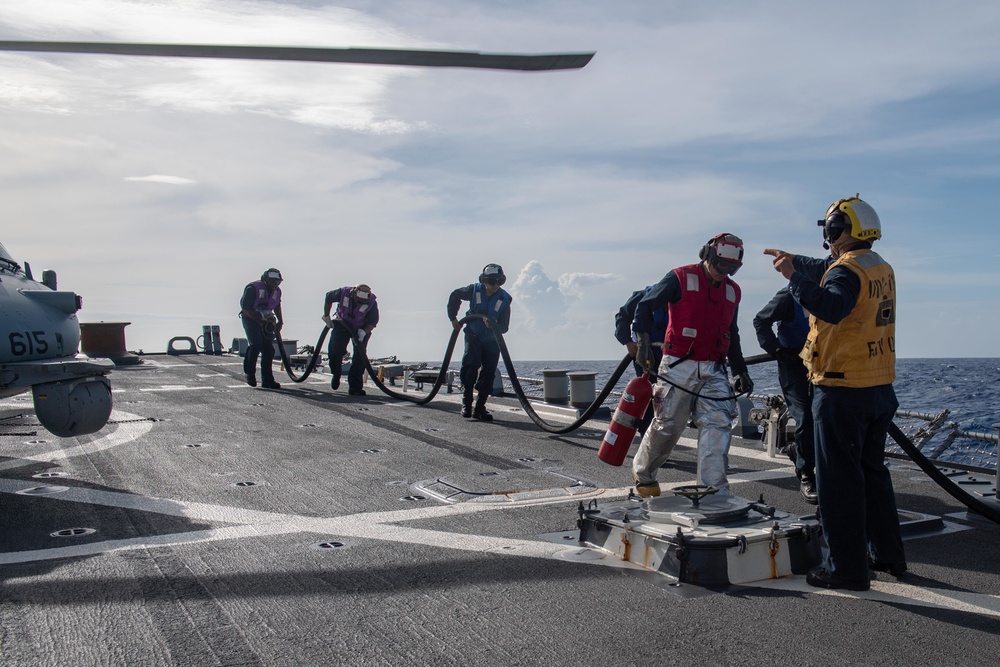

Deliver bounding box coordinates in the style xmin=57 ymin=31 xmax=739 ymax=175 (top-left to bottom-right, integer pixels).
xmin=0 ymin=462 xmax=215 ymax=584
xmin=1 ymin=548 xmax=622 ymax=604
xmin=728 ymin=578 xmax=1000 ymax=636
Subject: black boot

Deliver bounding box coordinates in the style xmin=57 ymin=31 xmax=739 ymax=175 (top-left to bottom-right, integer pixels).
xmin=472 ymin=394 xmax=493 ymax=422
xmin=798 ymin=471 xmax=818 ymax=505
xmin=461 ymin=389 xmax=473 ymax=418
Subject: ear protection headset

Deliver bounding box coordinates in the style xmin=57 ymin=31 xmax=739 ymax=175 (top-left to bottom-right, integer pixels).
xmin=819 ymin=195 xmax=881 ymax=249
xmin=261 ymin=268 xmax=283 ymax=284
xmin=479 ymin=263 xmax=506 ymax=286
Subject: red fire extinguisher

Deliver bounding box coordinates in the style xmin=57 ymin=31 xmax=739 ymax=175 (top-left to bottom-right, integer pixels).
xmin=598 ymin=375 xmax=653 ymax=466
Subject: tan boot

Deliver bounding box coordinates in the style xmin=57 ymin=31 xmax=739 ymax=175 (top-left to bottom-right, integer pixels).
xmin=631 ymin=471 xmax=660 ymax=497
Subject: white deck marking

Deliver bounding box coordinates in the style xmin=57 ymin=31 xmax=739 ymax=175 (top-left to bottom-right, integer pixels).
xmin=0 ymin=411 xmax=153 ymax=471
xmin=0 ymin=478 xmax=626 ymax=566
xmin=749 ymin=577 xmax=1000 ymax=618
xmin=140 ymin=385 xmax=215 ymax=392
xmin=3 ymin=475 xmax=997 ymax=619
xmin=0 ymin=418 xmax=991 ymax=621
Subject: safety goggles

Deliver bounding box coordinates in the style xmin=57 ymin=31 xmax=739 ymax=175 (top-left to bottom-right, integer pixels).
xmin=712 ymin=240 xmax=743 ymax=275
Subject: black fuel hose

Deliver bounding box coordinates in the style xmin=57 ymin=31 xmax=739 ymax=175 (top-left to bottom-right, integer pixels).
xmin=888 ymin=422 xmax=1000 ymax=525
xmin=275 ymin=317 xmax=463 ymax=401
xmin=278 ymin=318 xmax=760 ymax=436
xmin=641 ymin=351 xmax=775 ymax=402
xmin=484 ymin=317 xmax=633 ymax=434
xmin=354 ymin=315 xmax=630 ymax=432
xmin=275 ymin=325 xmax=330 ymax=383
xmin=360 ymin=318 xmax=466 ymax=406
xmin=739 ymin=355 xmax=1000 ymax=524
xmin=737 ymin=354 xmax=1000 ymax=524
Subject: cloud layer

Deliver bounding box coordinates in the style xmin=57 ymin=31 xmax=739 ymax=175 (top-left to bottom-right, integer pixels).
xmin=3 ymin=0 xmax=999 ymax=359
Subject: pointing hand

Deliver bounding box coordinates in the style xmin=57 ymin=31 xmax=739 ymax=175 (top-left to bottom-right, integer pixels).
xmin=763 ymin=248 xmax=796 ymax=280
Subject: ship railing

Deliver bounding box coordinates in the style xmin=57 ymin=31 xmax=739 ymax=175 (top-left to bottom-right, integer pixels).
xmin=890 ymin=408 xmax=997 ymax=474
xmin=746 ymin=393 xmax=997 ymax=477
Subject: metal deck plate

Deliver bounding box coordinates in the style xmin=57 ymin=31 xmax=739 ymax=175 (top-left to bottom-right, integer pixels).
xmin=412 ymin=468 xmax=599 ymax=504
xmin=643 ymin=493 xmax=754 ymax=525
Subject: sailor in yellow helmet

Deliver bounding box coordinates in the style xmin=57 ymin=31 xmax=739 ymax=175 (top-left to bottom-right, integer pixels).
xmin=763 ymin=195 xmax=905 ymax=592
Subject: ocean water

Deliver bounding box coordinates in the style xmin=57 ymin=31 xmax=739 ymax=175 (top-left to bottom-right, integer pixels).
xmin=493 ymin=358 xmax=1000 ymax=434
xmin=474 ymin=357 xmax=998 ymax=469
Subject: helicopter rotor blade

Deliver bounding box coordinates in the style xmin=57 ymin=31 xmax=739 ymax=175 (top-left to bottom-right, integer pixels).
xmin=0 ymin=41 xmax=594 ymax=71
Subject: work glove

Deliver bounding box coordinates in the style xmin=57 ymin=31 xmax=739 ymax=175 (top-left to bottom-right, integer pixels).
xmin=322 ymin=315 xmax=334 ymax=329
xmin=636 ymin=332 xmax=654 ymax=374
xmin=733 ymin=372 xmax=754 ymax=395
xmin=356 ymin=329 xmax=368 ymax=344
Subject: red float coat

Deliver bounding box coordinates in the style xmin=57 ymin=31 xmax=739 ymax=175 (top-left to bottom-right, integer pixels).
xmin=662 ymin=263 xmax=741 ymax=363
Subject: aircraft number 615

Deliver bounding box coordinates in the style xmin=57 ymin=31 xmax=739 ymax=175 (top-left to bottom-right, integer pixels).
xmin=8 ymin=331 xmax=49 ymax=356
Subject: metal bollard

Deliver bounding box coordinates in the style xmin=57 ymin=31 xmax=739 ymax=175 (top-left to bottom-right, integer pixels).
xmin=541 ymin=368 xmax=569 ymax=405
xmin=198 ymin=325 xmax=213 ymax=354
xmin=232 ymin=338 xmax=249 ymax=357
xmin=80 ymin=321 xmax=142 ymax=365
xmin=567 ymin=371 xmax=597 ymax=409
xmin=210 ymin=325 xmax=223 ymax=354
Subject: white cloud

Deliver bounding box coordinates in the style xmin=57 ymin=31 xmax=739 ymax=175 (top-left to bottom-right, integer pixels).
xmin=509 ymin=260 xmax=621 ymax=334
xmin=2 ymin=0 xmax=999 ymax=361
xmin=0 ymin=0 xmax=433 ymax=131
xmin=124 ymin=174 xmax=196 ymax=185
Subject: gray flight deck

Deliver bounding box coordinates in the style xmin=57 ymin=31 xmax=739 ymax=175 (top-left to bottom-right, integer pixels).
xmin=2 ymin=353 xmax=999 ymax=666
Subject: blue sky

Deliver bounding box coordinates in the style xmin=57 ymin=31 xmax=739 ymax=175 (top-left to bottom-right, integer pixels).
xmin=2 ymin=0 xmax=998 ymax=360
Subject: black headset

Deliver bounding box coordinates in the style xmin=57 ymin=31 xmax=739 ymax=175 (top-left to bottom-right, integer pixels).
xmin=698 ymin=236 xmax=718 ymax=261
xmin=819 ymin=198 xmax=857 ymax=249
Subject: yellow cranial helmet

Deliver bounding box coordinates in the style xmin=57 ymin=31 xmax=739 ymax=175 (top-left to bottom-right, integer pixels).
xmin=820 ymin=195 xmax=881 ymax=244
